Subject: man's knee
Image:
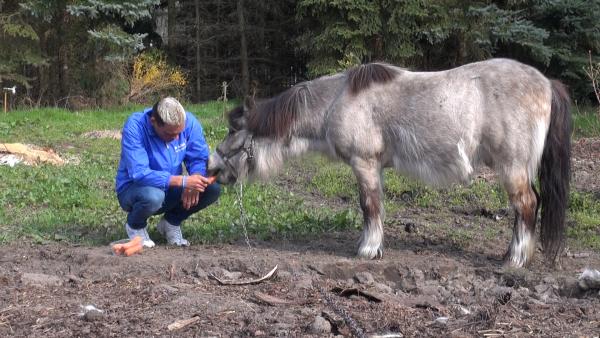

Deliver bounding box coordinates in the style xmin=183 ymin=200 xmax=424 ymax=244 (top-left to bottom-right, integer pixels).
xmin=203 ymin=183 xmax=221 ymax=206
xmin=137 ymin=186 xmax=165 ymax=211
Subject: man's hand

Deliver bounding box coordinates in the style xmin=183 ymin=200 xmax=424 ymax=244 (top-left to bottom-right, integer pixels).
xmin=181 ymin=187 xmax=200 ymax=210
xmin=185 ymin=174 xmax=212 ymax=193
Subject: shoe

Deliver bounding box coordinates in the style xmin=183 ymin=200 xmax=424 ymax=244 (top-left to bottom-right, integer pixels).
xmin=157 ymin=218 xmax=190 ymax=246
xmin=125 ymin=223 xmax=156 ymax=248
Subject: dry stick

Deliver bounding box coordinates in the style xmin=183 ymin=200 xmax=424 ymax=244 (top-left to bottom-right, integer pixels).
xmin=317 ymin=286 xmax=366 ymax=338
xmin=221 ymin=81 xmax=229 ymax=120
xmin=586 ymin=50 xmax=600 ymax=116
xmin=167 ymin=315 xmax=201 ymax=331
xmin=209 ymin=265 xmax=277 ymax=285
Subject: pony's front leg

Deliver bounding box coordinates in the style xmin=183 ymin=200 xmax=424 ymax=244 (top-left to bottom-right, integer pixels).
xmin=351 ymin=157 xmax=385 ymax=259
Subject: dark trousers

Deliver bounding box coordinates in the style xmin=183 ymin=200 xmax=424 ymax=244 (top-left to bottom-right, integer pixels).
xmin=117 ymin=183 xmax=221 ymax=229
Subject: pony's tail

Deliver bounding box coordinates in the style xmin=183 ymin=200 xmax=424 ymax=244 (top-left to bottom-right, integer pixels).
xmin=539 ymin=80 xmax=572 ymax=265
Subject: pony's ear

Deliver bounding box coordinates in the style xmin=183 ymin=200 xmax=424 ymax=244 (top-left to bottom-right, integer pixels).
xmin=243 ymin=95 xmax=256 ymax=113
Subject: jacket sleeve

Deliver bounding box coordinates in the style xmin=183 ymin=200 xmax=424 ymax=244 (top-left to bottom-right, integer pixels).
xmin=184 ymin=113 xmax=210 ymax=176
xmin=121 ymin=119 xmax=171 ymax=190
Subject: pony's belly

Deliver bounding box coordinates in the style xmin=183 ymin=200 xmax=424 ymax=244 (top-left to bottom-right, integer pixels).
xmin=391 ymin=151 xmax=474 ymax=187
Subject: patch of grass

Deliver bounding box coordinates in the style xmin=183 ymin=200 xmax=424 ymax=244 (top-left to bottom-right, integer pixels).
xmin=566 ymin=191 xmax=600 ymax=250
xmin=309 ymin=156 xmax=357 ymax=200
xmin=0 ymin=102 xmax=358 ymax=245
xmin=0 ymin=102 xmax=598 ymax=251
xmin=572 ymin=106 xmax=600 ymax=139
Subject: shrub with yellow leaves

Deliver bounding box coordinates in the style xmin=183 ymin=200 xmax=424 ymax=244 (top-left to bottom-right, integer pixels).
xmin=126 ymin=52 xmax=187 ymax=103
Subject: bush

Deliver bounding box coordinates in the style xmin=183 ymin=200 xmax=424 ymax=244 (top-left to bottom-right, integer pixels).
xmin=125 ymin=51 xmax=187 ymax=104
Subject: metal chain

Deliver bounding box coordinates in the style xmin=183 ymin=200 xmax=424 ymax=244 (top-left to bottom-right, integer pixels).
xmin=317 ymin=286 xmax=366 ymax=338
xmin=235 ymin=182 xmax=252 ymax=249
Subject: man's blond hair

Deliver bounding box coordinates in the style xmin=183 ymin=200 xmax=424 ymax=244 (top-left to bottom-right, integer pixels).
xmin=152 ymin=97 xmax=186 ymax=126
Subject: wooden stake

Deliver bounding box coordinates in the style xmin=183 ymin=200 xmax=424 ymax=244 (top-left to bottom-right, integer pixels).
xmin=3 ymin=91 xmax=6 ymax=113
xmin=222 ymin=81 xmax=228 ymax=119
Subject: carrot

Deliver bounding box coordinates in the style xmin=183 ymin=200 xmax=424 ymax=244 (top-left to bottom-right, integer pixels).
xmin=112 ymin=243 xmax=125 ymax=255
xmin=121 ymin=236 xmax=142 ymax=250
xmin=207 ymin=176 xmax=217 ymax=185
xmin=112 ymin=236 xmax=142 ymax=256
xmin=124 ymin=243 xmax=143 ymax=256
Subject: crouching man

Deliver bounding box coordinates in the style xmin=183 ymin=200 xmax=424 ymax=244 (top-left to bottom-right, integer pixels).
xmin=115 ymin=97 xmax=220 ymax=247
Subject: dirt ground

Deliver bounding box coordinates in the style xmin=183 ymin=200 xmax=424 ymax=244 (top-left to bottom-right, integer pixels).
xmin=0 ymin=139 xmax=599 ymax=337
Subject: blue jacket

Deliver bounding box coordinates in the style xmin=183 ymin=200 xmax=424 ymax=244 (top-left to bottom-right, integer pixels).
xmin=115 ymin=108 xmax=210 ymax=194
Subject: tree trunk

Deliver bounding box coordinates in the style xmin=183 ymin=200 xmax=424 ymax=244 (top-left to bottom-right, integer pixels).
xmin=237 ymin=0 xmax=249 ymax=97
xmin=195 ymin=0 xmax=202 ymax=102
xmin=167 ymin=0 xmax=177 ymax=62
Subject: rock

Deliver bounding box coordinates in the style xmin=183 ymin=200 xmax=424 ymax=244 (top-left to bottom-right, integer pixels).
xmin=542 ymin=276 xmax=557 ymax=285
xmin=534 ymin=283 xmax=558 ymax=302
xmin=295 ymin=276 xmax=313 ymax=290
xmin=21 ymin=273 xmax=62 ymax=287
xmin=65 ymin=274 xmax=83 ymax=284
xmin=374 ymin=282 xmax=393 ymax=294
xmin=277 ymin=270 xmax=291 ymax=281
xmin=154 ymin=284 xmax=179 ymax=294
xmin=410 ymin=269 xmax=425 ymax=281
xmin=578 ymin=269 xmax=600 ymax=291
xmin=80 ymin=305 xmax=104 ymax=322
xmin=83 ymin=309 xmax=104 ymax=322
xmin=215 ymin=268 xmax=242 ymax=280
xmin=309 ymin=316 xmax=331 ymax=334
xmin=398 ymin=277 xmax=417 ymax=293
xmin=194 ymin=266 xmax=208 ymax=280
xmin=559 ymin=277 xmax=581 ymax=297
xmin=354 ymin=271 xmax=375 ymax=285
xmin=434 ymin=316 xmax=449 ymax=326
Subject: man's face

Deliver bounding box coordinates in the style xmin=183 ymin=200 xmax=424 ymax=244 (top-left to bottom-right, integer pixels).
xmin=151 ymin=117 xmax=184 ymax=142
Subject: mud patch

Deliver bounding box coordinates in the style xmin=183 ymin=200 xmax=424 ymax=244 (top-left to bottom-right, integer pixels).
xmin=0 ymin=239 xmax=598 ymax=337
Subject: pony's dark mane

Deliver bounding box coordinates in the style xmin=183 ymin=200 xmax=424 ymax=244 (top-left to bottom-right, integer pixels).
xmin=227 ymin=105 xmax=245 ymax=131
xmin=347 ymin=63 xmax=397 ymax=95
xmin=246 ymin=83 xmax=313 ymax=140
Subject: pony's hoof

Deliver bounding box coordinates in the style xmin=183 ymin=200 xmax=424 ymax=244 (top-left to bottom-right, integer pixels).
xmin=357 ymin=246 xmax=383 ymax=260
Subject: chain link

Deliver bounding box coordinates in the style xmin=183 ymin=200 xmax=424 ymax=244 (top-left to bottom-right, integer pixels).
xmin=235 ymin=182 xmax=252 ymax=249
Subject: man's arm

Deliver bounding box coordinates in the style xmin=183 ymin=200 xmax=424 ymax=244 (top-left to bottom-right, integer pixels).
xmin=121 ymin=121 xmax=171 ymax=190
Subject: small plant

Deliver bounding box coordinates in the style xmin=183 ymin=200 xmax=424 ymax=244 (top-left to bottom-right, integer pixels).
xmin=584 ymin=50 xmax=600 ymax=118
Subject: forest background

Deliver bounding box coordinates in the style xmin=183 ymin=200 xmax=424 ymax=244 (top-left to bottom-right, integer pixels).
xmin=0 ymin=0 xmax=599 ymax=109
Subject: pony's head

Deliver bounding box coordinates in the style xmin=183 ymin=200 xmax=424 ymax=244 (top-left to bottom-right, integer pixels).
xmin=207 ymin=98 xmax=256 ymax=184
xmin=208 ymin=83 xmax=312 ymax=184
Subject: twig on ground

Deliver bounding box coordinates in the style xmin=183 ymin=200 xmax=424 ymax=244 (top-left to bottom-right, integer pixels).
xmin=253 ymin=291 xmax=293 ymax=306
xmin=210 ymin=265 xmax=278 ymax=285
xmin=167 ymin=315 xmax=201 ymax=331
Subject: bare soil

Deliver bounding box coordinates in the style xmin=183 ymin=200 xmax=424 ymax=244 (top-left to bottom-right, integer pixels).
xmin=1 ymin=139 xmax=599 ymax=338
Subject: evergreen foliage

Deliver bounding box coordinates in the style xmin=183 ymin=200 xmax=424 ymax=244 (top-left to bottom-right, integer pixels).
xmin=1 ymin=0 xmax=599 ymax=105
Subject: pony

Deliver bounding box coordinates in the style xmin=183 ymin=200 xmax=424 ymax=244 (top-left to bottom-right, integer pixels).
xmin=207 ymin=58 xmax=572 ymax=268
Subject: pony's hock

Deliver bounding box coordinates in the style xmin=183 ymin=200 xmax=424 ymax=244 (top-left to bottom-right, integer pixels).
xmin=208 ymin=58 xmax=572 ymax=268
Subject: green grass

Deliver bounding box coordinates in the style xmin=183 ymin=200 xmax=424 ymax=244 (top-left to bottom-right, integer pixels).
xmin=0 ymin=102 xmax=358 ymax=245
xmin=572 ymin=106 xmax=600 ymax=138
xmin=0 ymin=102 xmax=598 ymax=251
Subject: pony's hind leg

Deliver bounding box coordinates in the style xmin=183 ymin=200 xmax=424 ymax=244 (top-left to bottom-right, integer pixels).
xmin=503 ymin=173 xmax=538 ymax=267
xmin=351 ymin=157 xmax=384 ymax=259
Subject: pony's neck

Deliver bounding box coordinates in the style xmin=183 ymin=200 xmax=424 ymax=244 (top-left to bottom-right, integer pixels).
xmin=252 ymin=136 xmax=328 ymax=180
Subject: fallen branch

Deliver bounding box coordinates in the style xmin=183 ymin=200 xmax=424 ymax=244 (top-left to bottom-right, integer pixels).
xmin=210 ymin=265 xmax=278 ymax=285
xmin=167 ymin=315 xmax=201 ymax=331
xmin=331 ymin=287 xmax=383 ymax=303
xmin=253 ymin=291 xmax=293 ymax=306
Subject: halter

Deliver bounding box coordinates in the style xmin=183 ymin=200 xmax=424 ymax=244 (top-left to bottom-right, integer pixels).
xmin=215 ymin=136 xmax=254 ymax=180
